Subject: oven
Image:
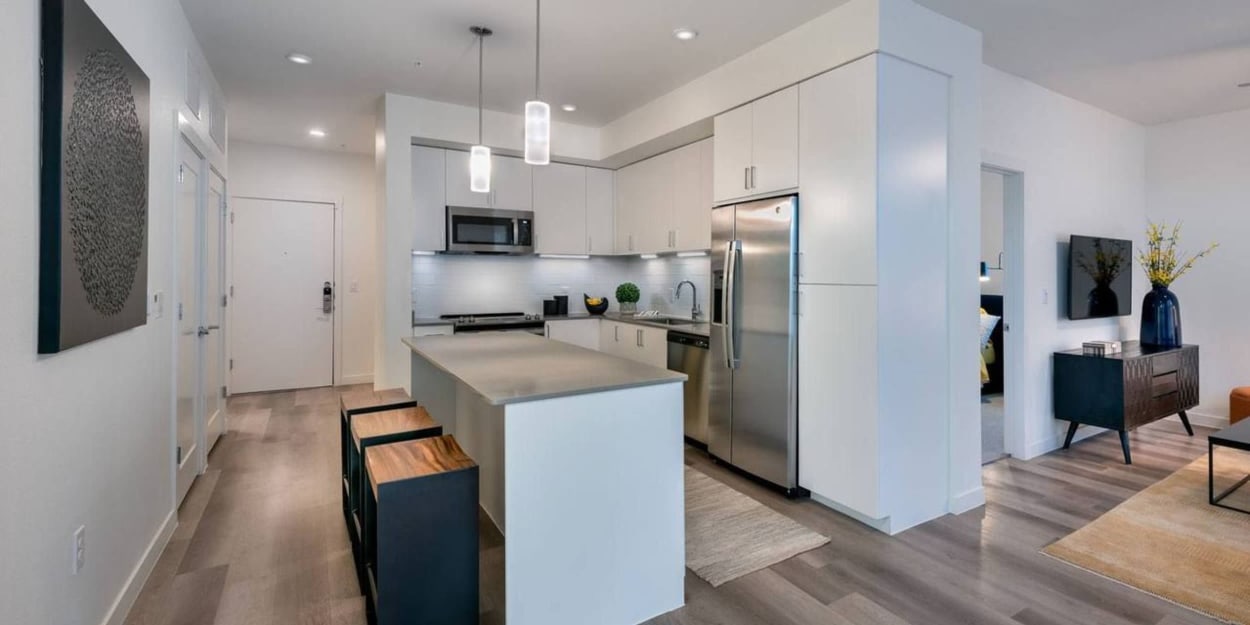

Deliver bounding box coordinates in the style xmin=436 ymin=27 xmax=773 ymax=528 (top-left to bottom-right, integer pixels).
xmin=445 ymin=206 xmax=534 ymax=255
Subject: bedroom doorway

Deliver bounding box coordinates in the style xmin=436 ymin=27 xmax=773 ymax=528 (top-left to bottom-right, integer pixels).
xmin=980 ymin=165 xmax=1022 ymax=464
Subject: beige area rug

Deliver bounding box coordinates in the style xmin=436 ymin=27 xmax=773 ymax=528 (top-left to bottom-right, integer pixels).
xmin=1044 ymin=452 xmax=1250 ymax=624
xmin=685 ymin=467 xmax=829 ymax=587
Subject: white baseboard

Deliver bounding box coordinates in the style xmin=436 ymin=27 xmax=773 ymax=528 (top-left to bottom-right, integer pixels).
xmin=949 ymin=486 xmax=986 ymax=514
xmin=1023 ymin=424 xmax=1103 ymax=461
xmin=99 ymin=509 xmax=177 ymax=625
xmin=809 ymin=492 xmax=894 ymax=534
xmin=338 ymin=372 xmax=373 ymax=386
xmin=1170 ymin=411 xmax=1228 ymax=430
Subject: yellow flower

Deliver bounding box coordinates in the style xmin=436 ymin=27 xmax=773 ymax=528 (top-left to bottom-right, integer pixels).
xmin=1136 ymin=221 xmax=1217 ymax=287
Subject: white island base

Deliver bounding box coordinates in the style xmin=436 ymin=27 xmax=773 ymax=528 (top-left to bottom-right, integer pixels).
xmin=406 ymin=334 xmax=685 ymax=625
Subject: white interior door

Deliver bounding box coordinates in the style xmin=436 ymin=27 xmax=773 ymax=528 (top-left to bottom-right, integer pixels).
xmin=175 ymin=139 xmax=202 ymax=506
xmin=230 ymin=198 xmax=335 ymax=393
xmin=203 ymin=172 xmax=227 ymax=454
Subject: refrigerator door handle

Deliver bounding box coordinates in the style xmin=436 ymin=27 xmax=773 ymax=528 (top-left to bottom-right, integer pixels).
xmin=725 ymin=239 xmax=742 ymax=370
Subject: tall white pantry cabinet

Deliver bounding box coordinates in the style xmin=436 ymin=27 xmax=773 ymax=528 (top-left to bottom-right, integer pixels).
xmin=792 ymin=54 xmax=951 ymax=532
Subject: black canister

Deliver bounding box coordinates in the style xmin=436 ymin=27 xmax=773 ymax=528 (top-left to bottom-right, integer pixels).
xmin=554 ymin=295 xmax=569 ymax=316
xmin=543 ymin=299 xmax=559 ymax=316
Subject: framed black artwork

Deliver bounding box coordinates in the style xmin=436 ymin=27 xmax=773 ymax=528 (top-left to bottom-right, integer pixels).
xmin=39 ymin=0 xmax=151 ymax=353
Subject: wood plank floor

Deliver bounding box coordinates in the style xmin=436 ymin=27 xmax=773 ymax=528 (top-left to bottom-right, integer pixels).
xmin=124 ymin=387 xmax=1222 ymax=625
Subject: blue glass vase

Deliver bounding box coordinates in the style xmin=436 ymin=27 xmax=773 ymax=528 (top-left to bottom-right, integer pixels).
xmin=1140 ymin=284 xmax=1182 ymax=348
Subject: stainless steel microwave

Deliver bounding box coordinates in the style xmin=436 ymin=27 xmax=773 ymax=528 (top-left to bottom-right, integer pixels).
xmin=445 ymin=206 xmax=534 ymax=255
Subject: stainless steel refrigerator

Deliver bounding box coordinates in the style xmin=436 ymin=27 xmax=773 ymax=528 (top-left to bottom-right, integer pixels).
xmin=709 ymin=196 xmax=800 ymax=494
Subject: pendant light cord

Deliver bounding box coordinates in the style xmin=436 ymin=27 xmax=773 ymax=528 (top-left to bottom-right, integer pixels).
xmin=478 ymin=31 xmax=484 ymax=144
xmin=534 ymin=0 xmax=541 ymax=99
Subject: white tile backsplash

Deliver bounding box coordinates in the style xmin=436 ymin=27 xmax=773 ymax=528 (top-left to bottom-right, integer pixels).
xmin=412 ymin=254 xmax=710 ymax=319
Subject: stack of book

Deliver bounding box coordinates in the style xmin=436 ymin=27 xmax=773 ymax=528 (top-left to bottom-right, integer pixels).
xmin=1081 ymin=340 xmax=1122 ymax=356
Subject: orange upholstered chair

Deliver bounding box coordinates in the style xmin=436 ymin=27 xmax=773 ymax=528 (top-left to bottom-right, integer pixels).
xmin=1231 ymin=387 xmax=1250 ymax=425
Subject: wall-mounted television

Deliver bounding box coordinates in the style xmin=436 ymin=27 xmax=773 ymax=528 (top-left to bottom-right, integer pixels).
xmin=1068 ymin=235 xmax=1133 ymax=320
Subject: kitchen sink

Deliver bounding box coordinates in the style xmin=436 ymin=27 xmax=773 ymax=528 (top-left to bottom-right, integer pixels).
xmin=642 ymin=317 xmax=698 ymax=326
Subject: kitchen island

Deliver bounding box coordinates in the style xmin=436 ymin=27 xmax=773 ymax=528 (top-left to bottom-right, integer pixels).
xmin=402 ymin=333 xmax=686 ymax=625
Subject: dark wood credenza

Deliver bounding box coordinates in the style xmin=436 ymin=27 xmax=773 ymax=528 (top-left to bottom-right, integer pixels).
xmin=1053 ymin=342 xmax=1198 ymax=464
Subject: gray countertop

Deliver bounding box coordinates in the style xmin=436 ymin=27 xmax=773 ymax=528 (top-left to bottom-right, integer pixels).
xmin=402 ymin=333 xmax=686 ymax=406
xmin=413 ymin=312 xmax=711 ymax=337
xmin=601 ymin=312 xmax=712 ymax=338
xmin=412 ymin=317 xmax=455 ymax=327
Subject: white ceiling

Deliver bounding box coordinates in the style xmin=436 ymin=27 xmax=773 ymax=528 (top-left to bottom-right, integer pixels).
xmin=179 ymin=0 xmax=849 ymax=154
xmin=181 ymin=0 xmax=1250 ymax=155
xmin=916 ymin=0 xmax=1250 ymax=125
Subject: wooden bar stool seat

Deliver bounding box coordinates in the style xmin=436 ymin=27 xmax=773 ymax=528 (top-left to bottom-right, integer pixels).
xmin=346 ymin=406 xmax=441 ymax=582
xmin=363 ymin=435 xmax=478 ymax=625
xmin=340 ymin=390 xmax=416 ymax=530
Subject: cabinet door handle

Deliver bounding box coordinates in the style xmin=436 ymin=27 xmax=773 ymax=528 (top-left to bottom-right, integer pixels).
xmin=744 ymin=167 xmax=749 ymax=190
xmin=637 ymin=329 xmax=643 ymax=347
xmin=587 ymin=235 xmax=591 ymax=252
xmin=629 ymin=234 xmax=634 ymax=251
xmin=615 ymin=326 xmax=619 ymax=342
xmin=750 ymin=165 xmax=756 ymax=190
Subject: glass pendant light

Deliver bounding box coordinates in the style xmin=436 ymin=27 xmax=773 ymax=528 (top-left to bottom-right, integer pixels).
xmin=524 ymin=0 xmax=550 ymax=165
xmin=470 ymin=26 xmax=493 ymax=193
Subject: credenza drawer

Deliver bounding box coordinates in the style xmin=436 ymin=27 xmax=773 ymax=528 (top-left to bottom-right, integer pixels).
xmin=1151 ymin=372 xmax=1178 ymax=397
xmin=1152 ymin=352 xmax=1180 ymax=375
xmin=1151 ymin=392 xmax=1180 ymax=417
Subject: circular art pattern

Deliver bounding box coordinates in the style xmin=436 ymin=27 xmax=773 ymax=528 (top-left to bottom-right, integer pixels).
xmin=65 ymin=49 xmax=147 ymax=316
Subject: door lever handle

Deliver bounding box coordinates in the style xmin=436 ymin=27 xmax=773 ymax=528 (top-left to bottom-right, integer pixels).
xmin=196 ymin=325 xmax=220 ymax=337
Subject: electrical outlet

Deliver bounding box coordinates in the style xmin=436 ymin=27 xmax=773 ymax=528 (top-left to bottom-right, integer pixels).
xmin=73 ymin=525 xmax=85 ymax=575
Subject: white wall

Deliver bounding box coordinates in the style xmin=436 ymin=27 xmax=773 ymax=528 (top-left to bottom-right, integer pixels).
xmin=228 ymin=141 xmax=376 ymax=384
xmin=981 ymin=65 xmax=1147 ymax=459
xmin=1146 ymin=107 xmax=1250 ymax=425
xmin=0 ymin=0 xmax=219 ymax=624
xmin=980 ymin=170 xmax=1005 ymax=296
xmin=411 ymin=255 xmax=710 ymax=320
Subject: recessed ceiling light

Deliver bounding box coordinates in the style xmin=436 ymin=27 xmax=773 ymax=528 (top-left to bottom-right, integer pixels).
xmin=286 ymin=52 xmax=312 ymax=65
xmin=561 ymin=104 xmax=577 ymax=112
xmin=672 ymin=28 xmax=698 ymax=41
xmin=308 ymin=128 xmax=326 ymax=138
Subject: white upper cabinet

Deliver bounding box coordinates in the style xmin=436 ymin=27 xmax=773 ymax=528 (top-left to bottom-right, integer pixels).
xmin=445 ymin=151 xmax=532 ymax=210
xmin=615 ymin=139 xmax=712 ymax=255
xmin=671 ymin=139 xmax=712 ymax=251
xmin=799 ymin=57 xmax=878 ymax=285
xmin=713 ymin=104 xmax=753 ymax=203
xmin=534 ymin=162 xmax=588 ymax=255
xmin=713 ymin=86 xmax=799 ymax=204
xmin=750 ymin=87 xmax=800 ymax=196
xmin=614 ymin=161 xmax=644 ymax=253
xmin=492 ymin=155 xmax=533 ymax=210
xmin=586 ymin=168 xmax=615 ymax=255
xmin=411 ymin=146 xmax=447 ymax=252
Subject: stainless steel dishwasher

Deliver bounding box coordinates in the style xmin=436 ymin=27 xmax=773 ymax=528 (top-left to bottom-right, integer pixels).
xmin=667 ymin=331 xmax=710 ymax=446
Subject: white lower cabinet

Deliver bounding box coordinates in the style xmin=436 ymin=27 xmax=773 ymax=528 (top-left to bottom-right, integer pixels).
xmin=599 ymin=320 xmax=666 ymax=368
xmin=797 ymin=285 xmax=881 ymax=518
xmin=545 ymin=319 xmax=600 ymax=351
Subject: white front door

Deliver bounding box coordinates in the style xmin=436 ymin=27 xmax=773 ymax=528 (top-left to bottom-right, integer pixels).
xmin=175 ymin=139 xmax=202 ymax=506
xmin=230 ymin=198 xmax=335 ymax=393
xmin=203 ymin=172 xmax=227 ymax=454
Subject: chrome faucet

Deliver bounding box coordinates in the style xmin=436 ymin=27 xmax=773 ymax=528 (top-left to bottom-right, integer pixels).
xmin=676 ymin=280 xmax=702 ymax=320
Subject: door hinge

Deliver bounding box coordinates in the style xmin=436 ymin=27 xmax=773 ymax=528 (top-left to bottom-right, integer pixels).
xmin=176 ymin=445 xmax=182 ymax=464
xmin=221 ymin=386 xmax=227 ymax=398
xmin=229 ymin=358 xmax=234 ymax=371
xmin=177 ymin=302 xmax=184 ymax=321
xmin=229 ymin=212 xmax=234 ymax=224
xmin=229 ymin=285 xmax=234 ymax=297
xmin=178 ymin=164 xmax=185 ymax=183
xmin=221 ymin=294 xmax=227 ymax=307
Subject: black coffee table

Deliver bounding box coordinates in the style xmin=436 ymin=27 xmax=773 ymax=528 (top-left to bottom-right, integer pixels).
xmin=1209 ymin=418 xmax=1250 ymax=514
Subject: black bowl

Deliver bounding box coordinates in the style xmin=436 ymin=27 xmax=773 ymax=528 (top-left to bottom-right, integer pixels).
xmin=584 ymin=294 xmax=609 ymax=315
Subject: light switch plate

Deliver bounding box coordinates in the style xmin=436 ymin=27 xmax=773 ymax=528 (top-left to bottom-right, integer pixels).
xmin=151 ymin=291 xmax=164 ymax=318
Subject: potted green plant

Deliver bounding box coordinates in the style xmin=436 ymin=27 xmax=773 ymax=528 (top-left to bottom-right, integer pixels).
xmin=615 ymin=282 xmax=641 ymax=314
xmin=1136 ymin=221 xmax=1217 ymax=348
